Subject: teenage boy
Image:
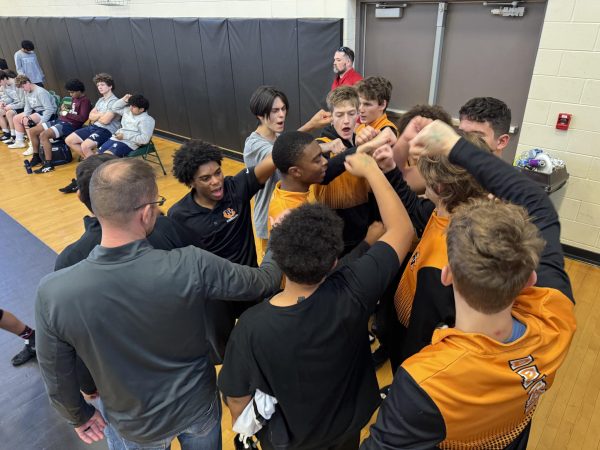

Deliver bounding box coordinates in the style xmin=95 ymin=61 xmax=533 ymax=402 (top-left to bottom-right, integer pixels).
xmin=14 ymin=40 xmax=45 ymax=87
xmin=355 ymin=76 xmax=398 ymax=139
xmin=169 ymin=140 xmax=277 ymax=364
xmin=219 ymin=151 xmax=414 ymax=450
xmin=331 ymin=46 xmax=363 ymax=90
xmin=314 ymin=86 xmax=372 ymax=254
xmin=28 ymin=78 xmax=91 ymax=173
xmin=458 ymin=96 xmax=512 ymax=157
xmin=8 ymin=75 xmax=57 ymax=155
xmin=244 ymin=85 xmax=331 ymax=262
xmin=362 ymin=119 xmax=575 ymax=448
xmin=97 ymin=94 xmax=155 ymax=157
xmin=0 ymin=70 xmax=25 ymax=143
xmin=0 ymin=308 xmax=36 ymax=366
xmin=267 ymin=129 xmax=396 ymax=234
xmin=61 ymin=73 xmax=121 ymax=193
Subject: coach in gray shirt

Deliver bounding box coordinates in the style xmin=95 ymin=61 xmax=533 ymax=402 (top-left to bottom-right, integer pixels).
xmin=36 ymin=158 xmax=282 ymax=449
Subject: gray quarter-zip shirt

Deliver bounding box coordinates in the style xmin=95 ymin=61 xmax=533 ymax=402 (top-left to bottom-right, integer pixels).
xmin=35 ymin=239 xmax=281 ymax=443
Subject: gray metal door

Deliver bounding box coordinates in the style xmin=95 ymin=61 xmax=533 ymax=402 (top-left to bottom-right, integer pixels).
xmin=358 ymin=1 xmax=548 ymax=162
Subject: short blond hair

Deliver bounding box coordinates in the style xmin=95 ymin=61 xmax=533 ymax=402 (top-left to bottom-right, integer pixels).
xmin=447 ymin=199 xmax=545 ymax=313
xmin=326 ymin=86 xmax=359 ymax=112
xmin=417 ymin=131 xmax=491 ymax=213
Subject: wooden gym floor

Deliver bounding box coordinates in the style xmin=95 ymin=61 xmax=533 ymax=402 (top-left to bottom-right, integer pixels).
xmin=0 ymin=136 xmax=598 ymax=449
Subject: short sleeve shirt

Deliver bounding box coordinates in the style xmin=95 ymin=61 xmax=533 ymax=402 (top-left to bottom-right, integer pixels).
xmin=93 ymin=93 xmax=121 ymax=134
xmin=218 ymin=242 xmax=400 ymax=449
xmin=168 ymin=167 xmax=262 ymax=267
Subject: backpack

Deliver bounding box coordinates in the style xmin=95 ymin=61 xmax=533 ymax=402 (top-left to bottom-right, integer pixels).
xmin=39 ymin=140 xmax=73 ymax=166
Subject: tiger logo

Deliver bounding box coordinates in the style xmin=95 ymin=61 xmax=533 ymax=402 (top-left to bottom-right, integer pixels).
xmin=223 ymin=208 xmax=237 ymax=221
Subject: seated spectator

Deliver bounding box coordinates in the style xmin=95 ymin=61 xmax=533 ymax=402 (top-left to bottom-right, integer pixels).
xmin=354 ymin=76 xmax=398 ymax=140
xmin=168 ymin=140 xmax=276 ymax=364
xmin=362 ymin=120 xmax=576 ymax=449
xmin=0 ymin=308 xmax=36 ymax=366
xmin=61 ymin=73 xmax=121 ymax=193
xmin=14 ymin=40 xmax=45 ymax=87
xmin=244 ymin=85 xmax=331 ymax=263
xmin=458 ymin=96 xmax=512 ymax=157
xmin=7 ymin=75 xmax=57 ymax=155
xmin=219 ymin=152 xmax=413 ymax=450
xmin=28 ymin=78 xmax=91 ymax=173
xmin=0 ymin=70 xmax=25 ymax=143
xmin=97 ymin=94 xmax=155 ymax=157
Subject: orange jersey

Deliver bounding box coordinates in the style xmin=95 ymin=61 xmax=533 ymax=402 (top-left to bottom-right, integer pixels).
xmin=356 ymin=113 xmax=398 ymax=135
xmin=267 ymin=181 xmax=315 ymax=235
xmin=313 ymin=136 xmax=370 ymax=209
xmin=404 ymin=288 xmax=576 ymax=449
xmin=395 ymin=211 xmax=449 ymax=326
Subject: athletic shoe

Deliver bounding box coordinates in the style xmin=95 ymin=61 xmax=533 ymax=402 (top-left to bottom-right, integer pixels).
xmin=0 ymin=134 xmax=12 ymax=142
xmin=34 ymin=162 xmax=54 ymax=174
xmin=11 ymin=335 xmax=36 ymax=367
xmin=7 ymin=141 xmax=26 ymax=149
xmin=30 ymin=154 xmax=43 ymax=167
xmin=59 ymin=178 xmax=78 ymax=193
xmin=22 ymin=146 xmax=33 ymax=156
xmin=3 ymin=138 xmax=15 ymax=145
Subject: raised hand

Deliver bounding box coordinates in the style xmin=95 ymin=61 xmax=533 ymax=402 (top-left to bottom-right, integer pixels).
xmin=355 ymin=125 xmax=379 ymax=146
xmin=409 ymin=119 xmax=460 ymax=162
xmin=343 ymin=152 xmax=379 ymax=178
xmin=372 ymin=144 xmax=397 ymax=173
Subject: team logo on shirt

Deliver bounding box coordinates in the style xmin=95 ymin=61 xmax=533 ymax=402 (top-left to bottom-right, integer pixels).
xmin=223 ymin=208 xmax=238 ymax=222
xmin=509 ymin=354 xmax=548 ymax=415
xmin=410 ymin=251 xmax=419 ymax=269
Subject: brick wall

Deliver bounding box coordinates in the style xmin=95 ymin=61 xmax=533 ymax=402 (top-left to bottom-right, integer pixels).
xmin=518 ymin=0 xmax=600 ymax=253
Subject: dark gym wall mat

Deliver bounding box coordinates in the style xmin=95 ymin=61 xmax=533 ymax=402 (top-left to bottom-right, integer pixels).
xmin=0 ymin=17 xmax=342 ymax=152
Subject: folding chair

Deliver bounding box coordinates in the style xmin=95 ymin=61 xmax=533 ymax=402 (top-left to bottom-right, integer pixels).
xmin=126 ymin=139 xmax=167 ymax=175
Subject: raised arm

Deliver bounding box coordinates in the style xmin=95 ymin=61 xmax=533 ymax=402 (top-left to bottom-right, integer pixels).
xmin=412 ymin=120 xmax=573 ymax=300
xmin=193 ymin=248 xmax=282 ymax=301
xmin=253 ymin=153 xmax=277 ymax=185
xmin=298 ymin=109 xmax=332 ymax=133
xmin=344 ymin=152 xmax=413 ymax=261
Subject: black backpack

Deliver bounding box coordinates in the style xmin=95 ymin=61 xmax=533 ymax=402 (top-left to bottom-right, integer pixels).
xmin=39 ymin=140 xmax=73 ymax=166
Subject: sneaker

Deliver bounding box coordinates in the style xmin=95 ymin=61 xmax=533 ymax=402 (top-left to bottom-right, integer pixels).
xmin=34 ymin=162 xmax=54 ymax=174
xmin=372 ymin=345 xmax=389 ymax=369
xmin=59 ymin=178 xmax=78 ymax=193
xmin=3 ymin=138 xmax=15 ymax=145
xmin=7 ymin=141 xmax=26 ymax=149
xmin=0 ymin=134 xmax=12 ymax=142
xmin=30 ymin=154 xmax=43 ymax=167
xmin=11 ymin=342 xmax=36 ymax=366
xmin=22 ymin=146 xmax=33 ymax=156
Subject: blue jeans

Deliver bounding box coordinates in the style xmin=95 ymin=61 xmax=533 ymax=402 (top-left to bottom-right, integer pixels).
xmin=96 ymin=394 xmax=222 ymax=450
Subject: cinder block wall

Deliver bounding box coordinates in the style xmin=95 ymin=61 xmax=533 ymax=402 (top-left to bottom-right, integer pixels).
xmin=519 ymin=0 xmax=600 ymax=253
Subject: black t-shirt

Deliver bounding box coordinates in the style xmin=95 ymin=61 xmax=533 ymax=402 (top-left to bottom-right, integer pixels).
xmin=218 ymin=242 xmax=401 ymax=450
xmin=168 ymin=167 xmax=262 ymax=267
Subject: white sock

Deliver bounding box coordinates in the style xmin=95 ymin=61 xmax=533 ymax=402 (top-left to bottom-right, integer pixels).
xmin=2 ymin=128 xmax=8 ymax=133
xmin=15 ymin=131 xmax=24 ymax=142
xmin=10 ymin=130 xmax=15 ymax=136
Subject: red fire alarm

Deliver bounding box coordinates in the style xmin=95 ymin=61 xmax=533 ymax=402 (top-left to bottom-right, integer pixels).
xmin=556 ymin=113 xmax=572 ymax=130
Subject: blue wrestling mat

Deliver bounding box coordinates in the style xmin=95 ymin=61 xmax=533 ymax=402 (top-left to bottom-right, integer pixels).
xmin=0 ymin=209 xmax=107 ymax=450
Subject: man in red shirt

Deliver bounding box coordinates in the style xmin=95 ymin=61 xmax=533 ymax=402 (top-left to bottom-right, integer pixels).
xmin=331 ymin=46 xmax=363 ymax=90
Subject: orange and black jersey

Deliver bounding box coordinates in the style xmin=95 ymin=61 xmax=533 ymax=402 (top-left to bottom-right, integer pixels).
xmin=383 ymin=167 xmax=452 ymax=362
xmin=314 ymin=124 xmax=377 ymax=253
xmin=356 ymin=113 xmax=399 ymax=136
xmin=361 ymin=139 xmax=576 ymax=450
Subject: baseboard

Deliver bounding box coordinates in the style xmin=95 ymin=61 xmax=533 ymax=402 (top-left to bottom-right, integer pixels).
xmin=562 ymin=244 xmax=600 ymax=266
xmin=153 ymin=129 xmax=244 ymax=163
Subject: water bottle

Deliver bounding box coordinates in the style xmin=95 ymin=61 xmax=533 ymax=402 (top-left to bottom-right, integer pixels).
xmin=24 ymin=159 xmax=32 ymax=174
